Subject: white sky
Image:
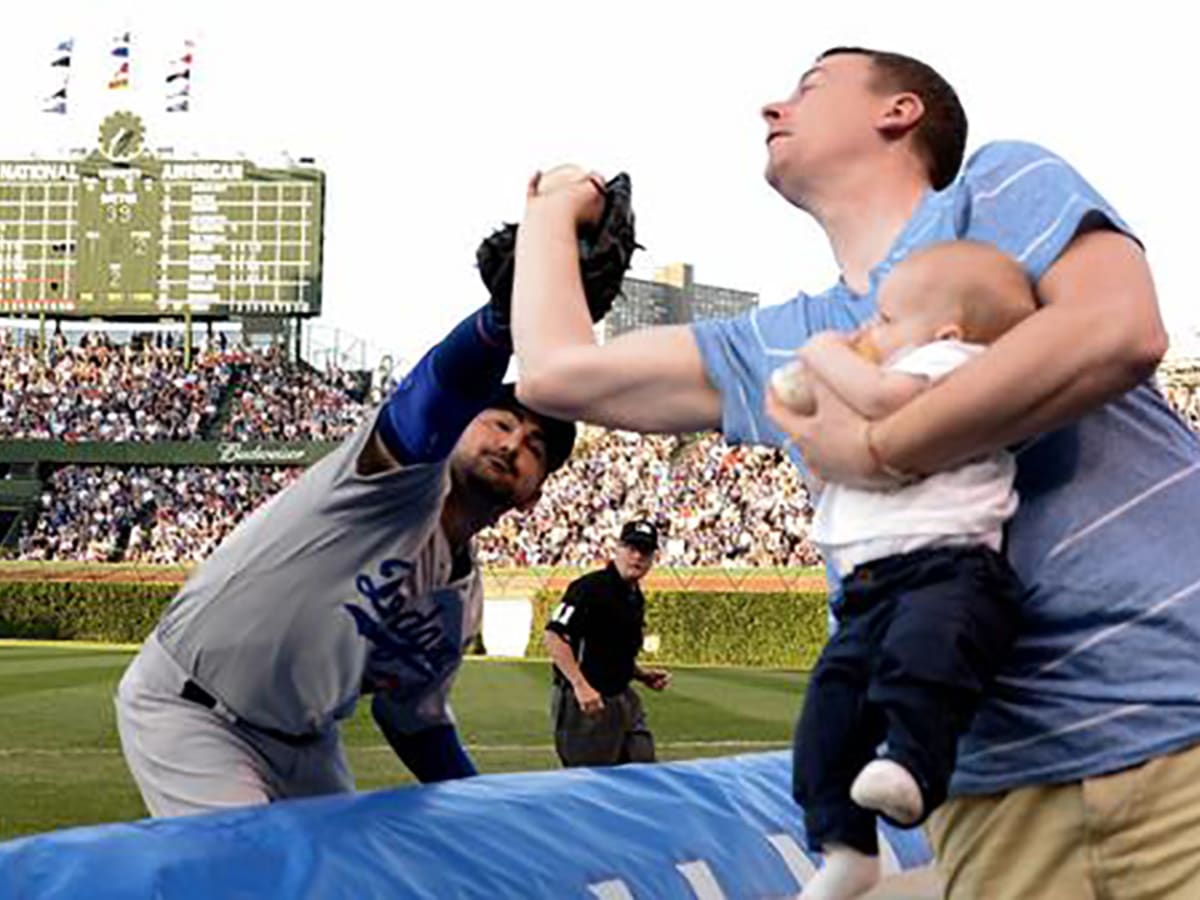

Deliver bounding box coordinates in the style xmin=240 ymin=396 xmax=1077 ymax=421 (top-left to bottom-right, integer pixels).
xmin=2 ymin=1 xmax=1194 ymax=367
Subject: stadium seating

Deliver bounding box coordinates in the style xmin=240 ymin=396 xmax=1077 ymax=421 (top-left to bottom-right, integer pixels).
xmin=6 ymin=328 xmax=1200 ymax=569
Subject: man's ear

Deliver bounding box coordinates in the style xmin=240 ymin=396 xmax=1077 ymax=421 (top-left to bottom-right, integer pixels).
xmin=877 ymin=91 xmax=925 ymax=139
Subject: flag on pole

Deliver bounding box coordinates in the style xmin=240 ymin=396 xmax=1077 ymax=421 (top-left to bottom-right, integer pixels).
xmin=109 ymin=63 xmax=130 ymax=90
xmin=165 ymin=39 xmax=194 ymax=112
xmin=51 ymin=37 xmax=73 ymax=66
xmin=108 ymin=32 xmax=131 ymax=88
xmin=167 ymin=39 xmax=194 ymax=71
xmin=45 ymin=36 xmax=72 ymax=113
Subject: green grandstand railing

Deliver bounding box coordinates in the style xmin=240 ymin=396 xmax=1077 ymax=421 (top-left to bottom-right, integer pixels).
xmin=0 ymin=441 xmax=338 ymax=467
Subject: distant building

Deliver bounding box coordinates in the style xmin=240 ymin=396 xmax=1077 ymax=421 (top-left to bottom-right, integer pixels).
xmin=605 ymin=263 xmax=758 ymax=341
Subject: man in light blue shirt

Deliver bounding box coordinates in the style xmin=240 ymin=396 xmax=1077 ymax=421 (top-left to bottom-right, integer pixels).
xmin=511 ymin=47 xmax=1200 ymax=899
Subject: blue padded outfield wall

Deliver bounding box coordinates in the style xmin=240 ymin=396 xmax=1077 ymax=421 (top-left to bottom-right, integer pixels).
xmin=0 ymin=751 xmax=930 ymax=899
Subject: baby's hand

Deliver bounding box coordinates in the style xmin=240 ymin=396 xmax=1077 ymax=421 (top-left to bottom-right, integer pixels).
xmin=801 ymin=330 xmax=853 ymax=356
xmin=849 ymin=330 xmax=883 ymax=363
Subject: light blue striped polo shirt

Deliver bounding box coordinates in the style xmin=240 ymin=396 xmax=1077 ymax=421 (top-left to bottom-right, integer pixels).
xmin=693 ymin=140 xmax=1200 ymax=794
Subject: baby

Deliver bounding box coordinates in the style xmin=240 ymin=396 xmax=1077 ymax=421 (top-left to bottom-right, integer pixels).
xmin=769 ymin=240 xmax=1036 ymax=900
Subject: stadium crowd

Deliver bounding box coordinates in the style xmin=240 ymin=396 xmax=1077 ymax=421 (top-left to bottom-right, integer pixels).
xmin=14 ymin=431 xmax=819 ymax=567
xmin=220 ymin=345 xmax=368 ymax=442
xmin=0 ymin=332 xmax=232 ymax=442
xmin=474 ymin=429 xmax=820 ymax=568
xmin=17 ymin=465 xmax=302 ymax=564
xmin=6 ymin=332 xmax=1200 ymax=568
xmin=0 ymin=329 xmax=366 ymax=443
xmin=1161 ymin=364 xmax=1200 ymax=431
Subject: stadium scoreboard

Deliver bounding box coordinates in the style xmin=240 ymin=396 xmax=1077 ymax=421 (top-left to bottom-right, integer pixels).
xmin=0 ymin=111 xmax=324 ymax=318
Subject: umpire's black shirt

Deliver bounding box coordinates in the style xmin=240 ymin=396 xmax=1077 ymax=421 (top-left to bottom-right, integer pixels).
xmin=546 ymin=562 xmax=645 ymax=697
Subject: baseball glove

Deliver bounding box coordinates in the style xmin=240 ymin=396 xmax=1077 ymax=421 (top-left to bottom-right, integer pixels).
xmin=477 ymin=172 xmax=640 ymax=329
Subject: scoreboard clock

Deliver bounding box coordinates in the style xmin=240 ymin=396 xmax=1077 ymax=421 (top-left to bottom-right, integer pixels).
xmin=0 ymin=111 xmax=325 ymax=318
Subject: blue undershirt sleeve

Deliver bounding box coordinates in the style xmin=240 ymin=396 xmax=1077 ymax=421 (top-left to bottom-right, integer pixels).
xmin=379 ymin=720 xmax=478 ymax=783
xmin=376 ymin=305 xmax=510 ymax=464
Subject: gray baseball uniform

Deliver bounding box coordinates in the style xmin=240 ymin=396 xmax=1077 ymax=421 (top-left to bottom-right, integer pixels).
xmin=115 ymin=413 xmax=483 ymax=815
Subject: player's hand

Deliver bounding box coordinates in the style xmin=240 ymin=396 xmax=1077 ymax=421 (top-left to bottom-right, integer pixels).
xmin=526 ymin=164 xmax=607 ymax=229
xmin=640 ymin=668 xmax=671 ymax=691
xmin=573 ymin=681 xmax=605 ymax=717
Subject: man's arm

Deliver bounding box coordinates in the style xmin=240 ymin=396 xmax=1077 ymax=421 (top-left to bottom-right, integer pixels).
xmin=875 ymin=231 xmax=1165 ymax=473
xmin=771 ymin=232 xmax=1165 ymax=486
xmin=797 ymin=332 xmax=928 ymax=420
xmin=632 ymin=663 xmax=671 ymax=691
xmin=543 ymin=630 xmax=604 ymax=715
xmin=511 ymin=174 xmax=721 ymax=433
xmin=518 ymin=324 xmax=722 ymax=432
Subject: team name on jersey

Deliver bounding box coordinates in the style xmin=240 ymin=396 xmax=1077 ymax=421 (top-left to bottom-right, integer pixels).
xmin=344 ymin=558 xmax=460 ymax=694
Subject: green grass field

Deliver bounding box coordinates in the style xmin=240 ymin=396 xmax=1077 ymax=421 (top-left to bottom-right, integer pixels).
xmin=0 ymin=644 xmax=807 ymax=842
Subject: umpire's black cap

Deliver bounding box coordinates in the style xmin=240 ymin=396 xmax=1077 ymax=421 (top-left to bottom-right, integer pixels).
xmin=487 ymin=383 xmax=576 ymax=474
xmin=620 ymin=519 xmax=659 ymax=552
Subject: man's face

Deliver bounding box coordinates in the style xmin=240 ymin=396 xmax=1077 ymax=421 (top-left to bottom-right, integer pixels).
xmin=615 ymin=541 xmax=655 ymax=582
xmin=761 ymin=54 xmax=890 ymax=205
xmin=450 ymin=407 xmax=549 ymax=511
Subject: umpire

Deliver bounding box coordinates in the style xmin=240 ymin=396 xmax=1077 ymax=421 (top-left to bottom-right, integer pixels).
xmin=543 ymin=519 xmax=671 ymax=767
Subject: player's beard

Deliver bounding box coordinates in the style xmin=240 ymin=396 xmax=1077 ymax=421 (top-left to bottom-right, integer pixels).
xmin=453 ymin=451 xmax=520 ymax=512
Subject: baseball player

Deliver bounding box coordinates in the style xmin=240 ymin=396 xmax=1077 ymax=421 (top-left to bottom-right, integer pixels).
xmin=114 ymin=296 xmax=577 ymax=817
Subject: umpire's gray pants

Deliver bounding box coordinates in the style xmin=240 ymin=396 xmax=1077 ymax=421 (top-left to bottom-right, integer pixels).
xmin=552 ymin=682 xmax=656 ymax=767
xmin=115 ymin=634 xmax=353 ymax=818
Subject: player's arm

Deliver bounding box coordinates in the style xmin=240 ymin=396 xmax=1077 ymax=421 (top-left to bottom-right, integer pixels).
xmin=874 ymin=230 xmax=1163 ymax=474
xmin=511 ymin=172 xmax=721 ymax=433
xmin=371 ymin=670 xmax=478 ymax=782
xmin=795 ymin=332 xmax=927 ymax=420
xmin=362 ymin=304 xmax=511 ymax=475
xmin=377 ymin=721 xmax=477 ymax=783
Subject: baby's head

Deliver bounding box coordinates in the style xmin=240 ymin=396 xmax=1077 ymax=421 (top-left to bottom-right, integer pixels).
xmin=859 ymin=241 xmax=1036 ymax=361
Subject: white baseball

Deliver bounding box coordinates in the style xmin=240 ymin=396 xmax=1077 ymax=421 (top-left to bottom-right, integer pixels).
xmin=770 ymin=360 xmax=809 ymax=408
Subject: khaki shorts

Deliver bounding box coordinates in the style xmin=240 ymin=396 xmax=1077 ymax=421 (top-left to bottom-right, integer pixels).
xmin=928 ymin=740 xmax=1200 ymax=899
xmin=551 ymin=682 xmax=655 ymax=767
